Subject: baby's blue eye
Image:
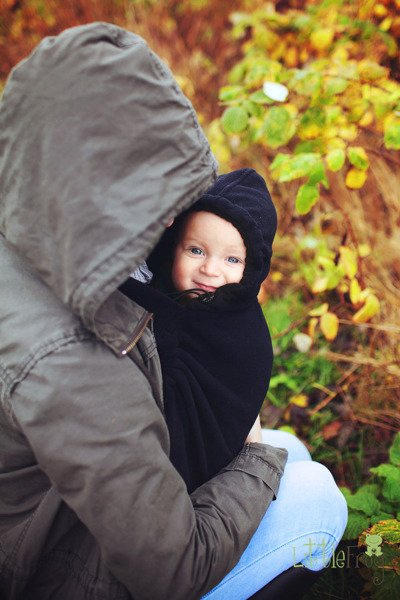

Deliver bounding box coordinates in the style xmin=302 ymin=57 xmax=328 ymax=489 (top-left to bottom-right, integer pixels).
xmin=190 ymin=247 xmax=203 ymax=255
xmin=227 ymin=256 xmax=240 ymax=264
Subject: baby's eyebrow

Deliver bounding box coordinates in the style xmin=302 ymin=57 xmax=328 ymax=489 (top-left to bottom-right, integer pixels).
xmin=225 ymin=246 xmax=246 ymax=255
xmin=181 ymin=237 xmax=203 ymax=245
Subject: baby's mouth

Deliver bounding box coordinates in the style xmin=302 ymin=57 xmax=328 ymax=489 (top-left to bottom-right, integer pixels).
xmin=194 ymin=282 xmax=218 ymax=293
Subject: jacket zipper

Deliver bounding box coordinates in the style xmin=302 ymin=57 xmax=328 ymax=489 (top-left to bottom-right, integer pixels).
xmin=120 ymin=311 xmax=153 ymax=356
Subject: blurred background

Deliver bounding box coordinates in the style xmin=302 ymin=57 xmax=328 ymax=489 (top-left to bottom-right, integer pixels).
xmin=1 ymin=1 xmax=399 ymax=598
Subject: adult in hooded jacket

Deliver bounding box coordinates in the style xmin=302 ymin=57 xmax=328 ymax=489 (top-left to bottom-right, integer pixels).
xmin=0 ymin=22 xmax=348 ymax=600
xmin=0 ymin=22 xmax=288 ymax=600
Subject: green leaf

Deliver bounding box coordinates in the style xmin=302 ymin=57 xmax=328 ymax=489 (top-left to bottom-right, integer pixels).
xmin=300 ymin=107 xmax=326 ymax=129
xmin=269 ymin=373 xmax=298 ymax=391
xmin=295 ymin=139 xmax=324 ymax=154
xmin=228 ymin=61 xmax=247 ymax=85
xmin=270 ymin=153 xmax=290 ymax=172
xmin=370 ymin=464 xmax=400 ymax=480
xmin=340 ymin=486 xmax=352 ymax=500
xmin=219 ymin=85 xmax=245 ymax=102
xmin=262 ymin=107 xmax=295 ymax=148
xmin=249 ymin=90 xmax=274 ymax=105
xmin=382 ymin=478 xmax=400 ymax=504
xmin=345 ymin=490 xmax=381 ymax=516
xmin=296 ymin=184 xmax=319 ymax=215
xmin=242 ymin=100 xmax=264 ymax=118
xmin=277 ymin=153 xmax=321 ymax=182
xmin=370 ymin=512 xmax=395 ymax=525
xmin=347 ymin=146 xmax=369 ymax=170
xmin=389 ymin=432 xmax=400 ymax=466
xmin=359 ymin=483 xmax=380 ymax=496
xmin=291 ymin=70 xmax=322 ymax=97
xmin=370 ymin=463 xmax=400 ymax=504
xmin=384 ymin=117 xmax=400 ymax=150
xmin=309 ymin=161 xmax=329 ymax=188
xmin=325 ymin=77 xmax=348 ymax=96
xmin=343 ymin=511 xmax=370 ymax=540
xmin=221 ymin=106 xmax=249 ymax=134
xmin=326 ymin=148 xmax=345 ymax=172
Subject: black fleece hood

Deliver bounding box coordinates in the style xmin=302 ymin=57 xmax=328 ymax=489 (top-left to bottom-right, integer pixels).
xmin=148 ymin=168 xmax=277 ymax=307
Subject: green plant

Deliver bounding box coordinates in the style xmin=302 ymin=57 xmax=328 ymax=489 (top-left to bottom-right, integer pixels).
xmin=341 ymin=432 xmax=400 ymax=540
xmin=338 ymin=432 xmax=400 ymax=598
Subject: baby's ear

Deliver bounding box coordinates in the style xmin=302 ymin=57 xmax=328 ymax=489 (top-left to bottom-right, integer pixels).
xmin=166 ymin=218 xmax=175 ymax=228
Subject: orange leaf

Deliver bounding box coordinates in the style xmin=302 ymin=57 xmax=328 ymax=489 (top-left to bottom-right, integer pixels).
xmin=308 ymin=317 xmax=318 ymax=339
xmin=322 ymin=420 xmax=342 ymax=440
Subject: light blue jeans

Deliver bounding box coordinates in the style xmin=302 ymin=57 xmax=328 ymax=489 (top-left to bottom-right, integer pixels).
xmin=203 ymin=429 xmax=348 ymax=600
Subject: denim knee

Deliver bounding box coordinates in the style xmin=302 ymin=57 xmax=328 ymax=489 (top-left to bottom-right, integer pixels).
xmin=261 ymin=429 xmax=312 ymax=463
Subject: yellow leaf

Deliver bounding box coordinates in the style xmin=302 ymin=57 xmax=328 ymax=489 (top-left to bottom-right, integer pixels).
xmin=312 ymin=276 xmax=329 ymax=294
xmin=379 ymin=17 xmax=392 ymax=32
xmin=338 ymin=125 xmax=358 ymax=141
xmin=358 ymin=111 xmax=374 ymax=127
xmin=278 ymin=425 xmax=297 ymax=435
xmin=326 ymin=137 xmax=346 ymax=151
xmin=283 ymin=103 xmax=298 ymax=118
xmin=271 ymin=271 xmax=283 ymax=282
xmin=374 ymin=4 xmax=388 ymax=18
xmin=308 ymin=317 xmax=318 ymax=339
xmin=310 ymin=28 xmax=335 ymax=51
xmin=331 ymin=47 xmax=348 ymax=61
xmin=350 ymin=278 xmax=362 ymax=304
xmin=352 ymin=294 xmax=380 ymax=323
xmin=299 ymin=122 xmax=322 ymax=139
xmin=358 ymin=243 xmax=371 ymax=257
xmin=320 ymin=312 xmax=339 ymax=341
xmin=359 ymin=287 xmax=373 ymax=301
xmin=309 ymin=303 xmax=329 ymax=317
xmin=290 ymin=394 xmax=309 ymax=408
xmin=339 ymin=246 xmax=358 ymax=278
xmin=346 ymin=168 xmax=367 ymax=189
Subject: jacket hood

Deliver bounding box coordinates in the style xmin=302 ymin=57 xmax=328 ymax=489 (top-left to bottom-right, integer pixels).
xmin=148 ymin=168 xmax=277 ymax=306
xmin=0 ymin=22 xmax=217 ymax=330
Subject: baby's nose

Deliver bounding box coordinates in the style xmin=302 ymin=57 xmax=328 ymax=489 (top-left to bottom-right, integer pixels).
xmin=200 ymin=257 xmax=220 ymax=276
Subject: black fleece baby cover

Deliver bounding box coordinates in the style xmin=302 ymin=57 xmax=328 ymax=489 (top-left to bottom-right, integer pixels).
xmin=120 ymin=168 xmax=277 ymax=492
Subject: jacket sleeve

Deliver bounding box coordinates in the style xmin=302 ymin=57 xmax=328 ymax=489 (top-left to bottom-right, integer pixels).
xmin=10 ymin=336 xmax=288 ymax=600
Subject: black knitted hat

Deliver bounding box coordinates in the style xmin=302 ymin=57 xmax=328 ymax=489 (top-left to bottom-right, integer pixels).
xmin=148 ymin=168 xmax=277 ymax=306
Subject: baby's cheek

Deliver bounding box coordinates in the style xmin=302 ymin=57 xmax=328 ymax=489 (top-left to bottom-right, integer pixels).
xmin=171 ymin=256 xmax=189 ymax=291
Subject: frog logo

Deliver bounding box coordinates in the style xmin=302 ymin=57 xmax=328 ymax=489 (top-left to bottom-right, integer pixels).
xmin=365 ymin=533 xmax=383 ymax=557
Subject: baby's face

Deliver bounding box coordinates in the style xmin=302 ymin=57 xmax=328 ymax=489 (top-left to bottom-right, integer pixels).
xmin=171 ymin=211 xmax=246 ymax=294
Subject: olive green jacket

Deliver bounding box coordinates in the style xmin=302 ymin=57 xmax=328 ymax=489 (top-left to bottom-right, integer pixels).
xmin=0 ymin=22 xmax=287 ymax=600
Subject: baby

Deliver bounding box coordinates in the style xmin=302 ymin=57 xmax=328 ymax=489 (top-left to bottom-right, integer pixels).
xmin=121 ymin=168 xmax=277 ymax=492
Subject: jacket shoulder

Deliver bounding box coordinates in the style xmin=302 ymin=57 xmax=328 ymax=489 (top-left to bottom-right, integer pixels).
xmin=0 ymin=238 xmax=92 ymax=406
